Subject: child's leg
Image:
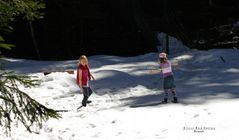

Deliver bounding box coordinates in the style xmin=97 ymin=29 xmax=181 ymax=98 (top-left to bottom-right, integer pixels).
xmin=86 ymin=87 xmax=93 ymax=103
xmin=171 ymin=88 xmax=178 ymax=103
xmin=88 ymin=87 xmax=93 ymax=97
xmin=171 ymin=88 xmax=177 ymax=97
xmin=82 ymin=87 xmax=89 ymax=106
xmin=163 ymin=89 xmax=170 ymax=102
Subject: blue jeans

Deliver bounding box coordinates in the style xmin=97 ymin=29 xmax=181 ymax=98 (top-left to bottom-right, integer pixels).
xmin=82 ymin=87 xmax=93 ymax=105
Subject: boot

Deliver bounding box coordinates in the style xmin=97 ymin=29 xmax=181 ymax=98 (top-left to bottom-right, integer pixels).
xmin=162 ymin=98 xmax=168 ymax=103
xmin=82 ymin=103 xmax=87 ymax=107
xmin=82 ymin=101 xmax=87 ymax=107
xmin=172 ymin=97 xmax=178 ymax=103
xmin=86 ymin=100 xmax=92 ymax=104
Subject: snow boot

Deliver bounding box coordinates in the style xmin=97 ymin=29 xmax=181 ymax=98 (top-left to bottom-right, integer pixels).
xmin=162 ymin=98 xmax=168 ymax=104
xmin=82 ymin=102 xmax=87 ymax=107
xmin=87 ymin=100 xmax=92 ymax=104
xmin=172 ymin=97 xmax=178 ymax=103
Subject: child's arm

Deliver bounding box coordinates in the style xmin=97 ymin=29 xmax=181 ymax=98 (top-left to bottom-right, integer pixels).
xmin=88 ymin=65 xmax=95 ymax=80
xmin=90 ymin=74 xmax=95 ymax=80
xmin=89 ymin=68 xmax=95 ymax=80
xmin=171 ymin=60 xmax=179 ymax=67
xmin=149 ymin=69 xmax=162 ymax=74
xmin=78 ymin=69 xmax=83 ymax=93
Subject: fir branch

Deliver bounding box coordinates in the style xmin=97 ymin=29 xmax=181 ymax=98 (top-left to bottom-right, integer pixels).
xmin=0 ymin=68 xmax=61 ymax=134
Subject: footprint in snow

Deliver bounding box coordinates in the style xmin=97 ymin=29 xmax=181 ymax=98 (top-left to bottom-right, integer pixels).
xmin=47 ymin=86 xmax=54 ymax=90
xmin=116 ymin=132 xmax=122 ymax=136
xmin=60 ymin=82 xmax=69 ymax=87
xmin=88 ymin=123 xmax=96 ymax=128
xmin=75 ymin=114 xmax=86 ymax=118
xmin=92 ymin=132 xmax=101 ymax=138
xmin=71 ymin=134 xmax=75 ymax=138
xmin=43 ymin=76 xmax=54 ymax=82
xmin=192 ymin=114 xmax=199 ymax=118
xmin=44 ymin=126 xmax=53 ymax=133
xmin=111 ymin=120 xmax=116 ymax=124
xmin=203 ymin=108 xmax=211 ymax=115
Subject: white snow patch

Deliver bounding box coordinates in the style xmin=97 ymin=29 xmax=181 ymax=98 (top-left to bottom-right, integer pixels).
xmin=1 ymin=49 xmax=239 ymax=140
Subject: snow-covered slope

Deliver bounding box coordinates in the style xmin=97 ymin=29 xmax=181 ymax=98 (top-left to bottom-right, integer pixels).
xmin=1 ymin=49 xmax=239 ymax=140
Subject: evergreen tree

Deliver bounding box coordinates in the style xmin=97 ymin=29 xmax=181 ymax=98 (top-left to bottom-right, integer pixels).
xmin=0 ymin=68 xmax=61 ymax=134
xmin=0 ymin=0 xmax=61 ymax=134
xmin=0 ymin=0 xmax=45 ymax=55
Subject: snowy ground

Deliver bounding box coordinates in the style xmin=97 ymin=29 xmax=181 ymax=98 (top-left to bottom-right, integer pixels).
xmin=1 ymin=49 xmax=239 ymax=140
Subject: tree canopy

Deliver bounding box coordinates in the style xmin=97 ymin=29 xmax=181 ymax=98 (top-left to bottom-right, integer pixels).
xmin=0 ymin=0 xmax=45 ymax=53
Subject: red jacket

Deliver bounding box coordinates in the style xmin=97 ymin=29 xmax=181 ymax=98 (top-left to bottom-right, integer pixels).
xmin=76 ymin=64 xmax=91 ymax=86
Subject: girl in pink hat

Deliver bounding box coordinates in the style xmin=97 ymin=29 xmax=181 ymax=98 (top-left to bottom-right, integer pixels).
xmin=150 ymin=52 xmax=178 ymax=103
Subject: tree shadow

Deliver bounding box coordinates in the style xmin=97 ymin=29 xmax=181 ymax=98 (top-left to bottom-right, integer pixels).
xmin=119 ymin=73 xmax=239 ymax=107
xmin=174 ymin=67 xmax=239 ymax=105
xmin=1 ymin=58 xmax=78 ymax=73
xmin=90 ymin=69 xmax=162 ymax=95
xmin=91 ymin=55 xmax=239 ymax=107
xmin=3 ymin=51 xmax=239 ymax=107
xmin=120 ymin=94 xmax=164 ymax=108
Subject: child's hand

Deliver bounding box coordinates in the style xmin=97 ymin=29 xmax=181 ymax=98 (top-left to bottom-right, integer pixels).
xmin=172 ymin=60 xmax=179 ymax=67
xmin=90 ymin=75 xmax=95 ymax=80
xmin=149 ymin=70 xmax=154 ymax=74
xmin=80 ymin=87 xmax=83 ymax=94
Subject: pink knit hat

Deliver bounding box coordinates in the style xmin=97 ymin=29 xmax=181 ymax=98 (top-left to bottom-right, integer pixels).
xmin=159 ymin=52 xmax=167 ymax=58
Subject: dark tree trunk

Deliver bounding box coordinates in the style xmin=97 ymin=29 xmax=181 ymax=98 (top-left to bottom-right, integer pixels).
xmin=29 ymin=21 xmax=41 ymax=60
xmin=131 ymin=0 xmax=157 ymax=51
xmin=166 ymin=34 xmax=169 ymax=54
xmin=209 ymin=0 xmax=213 ymax=6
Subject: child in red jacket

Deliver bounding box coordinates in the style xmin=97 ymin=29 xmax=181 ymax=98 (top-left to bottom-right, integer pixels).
xmin=76 ymin=55 xmax=95 ymax=107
